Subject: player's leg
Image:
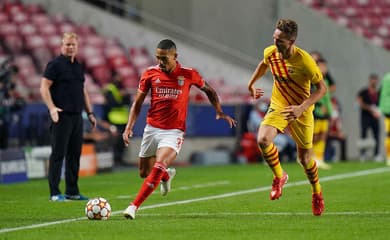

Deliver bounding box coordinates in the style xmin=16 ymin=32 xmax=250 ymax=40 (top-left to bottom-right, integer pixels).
xmin=296 ymin=147 xmax=321 ymax=194
xmin=258 ymin=124 xmax=288 ymax=200
xmin=124 ymin=124 xmax=159 ymax=219
xmin=157 ymin=131 xmax=183 ymax=196
xmin=135 ymin=147 xmax=176 ymax=204
xmin=385 ymin=117 xmax=390 ymax=165
xmin=124 ymin=147 xmax=177 ymax=219
xmin=290 ymin=112 xmax=324 ymax=215
xmin=360 ymin=118 xmax=369 ymax=159
xmin=312 ymin=119 xmax=321 ymax=160
xmin=297 ymin=147 xmax=324 ymax=216
xmin=290 ymin=112 xmax=320 ymax=193
xmin=258 ymin=125 xmax=283 ymax=177
xmin=158 ymin=150 xmax=177 ymax=196
xmin=48 ymin=115 xmax=71 ymax=201
xmin=138 ymin=157 xmax=156 ymax=178
xmin=312 ymin=119 xmax=331 ymax=169
xmin=124 ymin=126 xmax=183 ymax=219
xmin=371 ymin=119 xmax=381 ymax=159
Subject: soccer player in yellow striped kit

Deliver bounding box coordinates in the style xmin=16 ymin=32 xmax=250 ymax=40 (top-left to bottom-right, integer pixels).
xmin=247 ymin=19 xmax=326 ymax=216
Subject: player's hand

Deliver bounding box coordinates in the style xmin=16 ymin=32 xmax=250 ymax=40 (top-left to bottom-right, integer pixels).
xmin=216 ymin=112 xmax=237 ymax=128
xmin=49 ymin=107 xmax=63 ymax=123
xmin=281 ymin=105 xmax=304 ymax=121
xmin=122 ymin=128 xmax=133 ymax=147
xmin=88 ymin=113 xmax=97 ymax=129
xmin=249 ymin=86 xmax=264 ymax=100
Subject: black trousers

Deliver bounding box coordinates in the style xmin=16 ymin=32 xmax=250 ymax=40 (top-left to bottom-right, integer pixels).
xmin=113 ymin=124 xmax=126 ymax=165
xmin=0 ymin=120 xmax=8 ymax=149
xmin=48 ymin=113 xmax=83 ymax=196
xmin=360 ymin=116 xmax=380 ymax=156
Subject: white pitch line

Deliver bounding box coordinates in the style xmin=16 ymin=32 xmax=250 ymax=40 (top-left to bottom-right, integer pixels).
xmin=137 ymin=211 xmax=390 ymax=217
xmin=1 ymin=166 xmax=389 ymax=234
xmin=116 ymin=180 xmax=231 ymax=199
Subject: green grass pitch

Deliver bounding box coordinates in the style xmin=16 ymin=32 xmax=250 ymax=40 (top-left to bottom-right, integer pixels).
xmin=1 ymin=162 xmax=389 ymax=240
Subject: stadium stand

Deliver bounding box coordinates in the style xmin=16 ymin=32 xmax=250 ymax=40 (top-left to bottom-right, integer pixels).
xmin=0 ymin=0 xmax=251 ymax=104
xmin=300 ymin=0 xmax=390 ymax=50
xmin=0 ymin=1 xmax=139 ymax=103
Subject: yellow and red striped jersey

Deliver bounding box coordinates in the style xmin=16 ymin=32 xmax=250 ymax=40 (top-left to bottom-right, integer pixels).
xmin=263 ymin=45 xmax=322 ymax=110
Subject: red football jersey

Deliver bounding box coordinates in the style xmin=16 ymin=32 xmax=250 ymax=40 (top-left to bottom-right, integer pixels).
xmin=138 ymin=61 xmax=205 ymax=131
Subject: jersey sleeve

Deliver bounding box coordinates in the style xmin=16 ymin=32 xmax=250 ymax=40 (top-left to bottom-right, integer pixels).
xmin=304 ymin=54 xmax=322 ymax=84
xmin=191 ymin=69 xmax=205 ymax=88
xmin=138 ymin=70 xmax=152 ymax=93
xmin=43 ymin=60 xmax=57 ymax=81
xmin=262 ymin=45 xmax=275 ymax=65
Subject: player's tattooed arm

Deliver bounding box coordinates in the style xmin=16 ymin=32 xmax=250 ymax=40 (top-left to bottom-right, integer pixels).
xmin=201 ymin=81 xmax=221 ymax=109
xmin=200 ymin=81 xmax=237 ymax=128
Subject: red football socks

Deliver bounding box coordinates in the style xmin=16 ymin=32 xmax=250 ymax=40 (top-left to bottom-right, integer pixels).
xmin=132 ymin=162 xmax=167 ymax=207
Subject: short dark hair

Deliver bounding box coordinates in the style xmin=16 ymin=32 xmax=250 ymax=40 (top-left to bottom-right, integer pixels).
xmin=316 ymin=58 xmax=327 ymax=64
xmin=276 ymin=19 xmax=298 ymax=40
xmin=369 ymin=73 xmax=378 ymax=79
xmin=157 ymin=39 xmax=176 ymax=50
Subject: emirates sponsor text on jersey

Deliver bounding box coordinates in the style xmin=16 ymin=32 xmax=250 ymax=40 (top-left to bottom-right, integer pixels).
xmin=155 ymin=87 xmax=183 ymax=99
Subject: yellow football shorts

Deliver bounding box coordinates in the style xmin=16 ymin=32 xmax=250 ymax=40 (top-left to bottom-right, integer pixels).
xmin=385 ymin=117 xmax=390 ymax=135
xmin=262 ymin=105 xmax=314 ymax=149
xmin=313 ymin=119 xmax=329 ymax=135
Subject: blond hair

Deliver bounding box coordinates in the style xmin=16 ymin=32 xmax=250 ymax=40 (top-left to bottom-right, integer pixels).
xmin=62 ymin=32 xmax=78 ymax=44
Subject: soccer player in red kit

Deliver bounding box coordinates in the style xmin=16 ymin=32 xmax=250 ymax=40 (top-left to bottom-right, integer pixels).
xmin=122 ymin=39 xmax=237 ymax=219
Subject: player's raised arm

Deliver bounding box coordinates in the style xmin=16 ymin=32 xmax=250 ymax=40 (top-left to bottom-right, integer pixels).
xmin=200 ymin=81 xmax=237 ymax=128
xmin=122 ymin=90 xmax=147 ymax=146
xmin=247 ymin=59 xmax=268 ymax=99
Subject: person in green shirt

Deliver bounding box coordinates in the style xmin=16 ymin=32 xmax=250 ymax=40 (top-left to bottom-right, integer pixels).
xmin=312 ymin=58 xmax=333 ymax=170
xmin=379 ymin=72 xmax=390 ymax=166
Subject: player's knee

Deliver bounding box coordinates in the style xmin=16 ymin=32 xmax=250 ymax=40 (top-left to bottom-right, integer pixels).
xmin=297 ymin=157 xmax=308 ymax=166
xmin=297 ymin=152 xmax=311 ymax=166
xmin=257 ymin=135 xmax=272 ymax=146
xmin=139 ymin=169 xmax=149 ymax=178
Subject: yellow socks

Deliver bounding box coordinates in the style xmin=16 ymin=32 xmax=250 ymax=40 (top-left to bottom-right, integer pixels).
xmin=386 ymin=136 xmax=390 ymax=161
xmin=303 ymin=159 xmax=322 ymax=194
xmin=261 ymin=143 xmax=283 ymax=178
xmin=313 ymin=139 xmax=325 ymax=162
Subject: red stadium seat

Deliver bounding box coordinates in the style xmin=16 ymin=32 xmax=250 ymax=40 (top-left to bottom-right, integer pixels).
xmin=76 ymin=24 xmax=96 ymax=36
xmin=24 ymin=3 xmax=45 ymax=15
xmin=300 ymin=0 xmax=390 ymax=52
xmin=105 ymin=45 xmax=126 ymax=58
xmin=10 ymin=11 xmax=29 ymax=24
xmin=0 ymin=12 xmax=8 ymax=24
xmin=24 ymin=34 xmax=46 ymax=50
xmin=32 ymin=47 xmax=53 ymax=71
xmin=84 ymin=34 xmax=105 ymax=48
xmin=0 ymin=22 xmax=18 ymax=36
xmin=116 ymin=65 xmax=137 ymax=78
xmin=39 ymin=23 xmax=57 ymax=36
xmin=3 ymin=34 xmax=23 ymax=54
xmin=91 ymin=65 xmax=112 ymax=85
xmin=383 ymin=39 xmax=390 ymax=50
xmin=58 ymin=23 xmax=76 ymax=34
xmin=31 ymin=13 xmax=50 ymax=26
xmin=47 ymin=34 xmax=62 ymax=55
xmin=19 ymin=23 xmax=37 ymax=37
xmin=108 ymin=55 xmax=129 ymax=69
xmin=2 ymin=1 xmax=24 ymax=15
xmin=82 ymin=51 xmax=105 ymax=68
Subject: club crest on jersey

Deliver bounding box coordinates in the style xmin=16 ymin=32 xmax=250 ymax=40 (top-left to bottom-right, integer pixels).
xmin=155 ymin=78 xmax=161 ymax=84
xmin=287 ymin=67 xmax=294 ymax=74
xmin=177 ymin=76 xmax=185 ymax=86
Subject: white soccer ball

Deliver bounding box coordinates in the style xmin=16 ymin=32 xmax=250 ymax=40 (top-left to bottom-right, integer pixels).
xmin=85 ymin=197 xmax=112 ymax=220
